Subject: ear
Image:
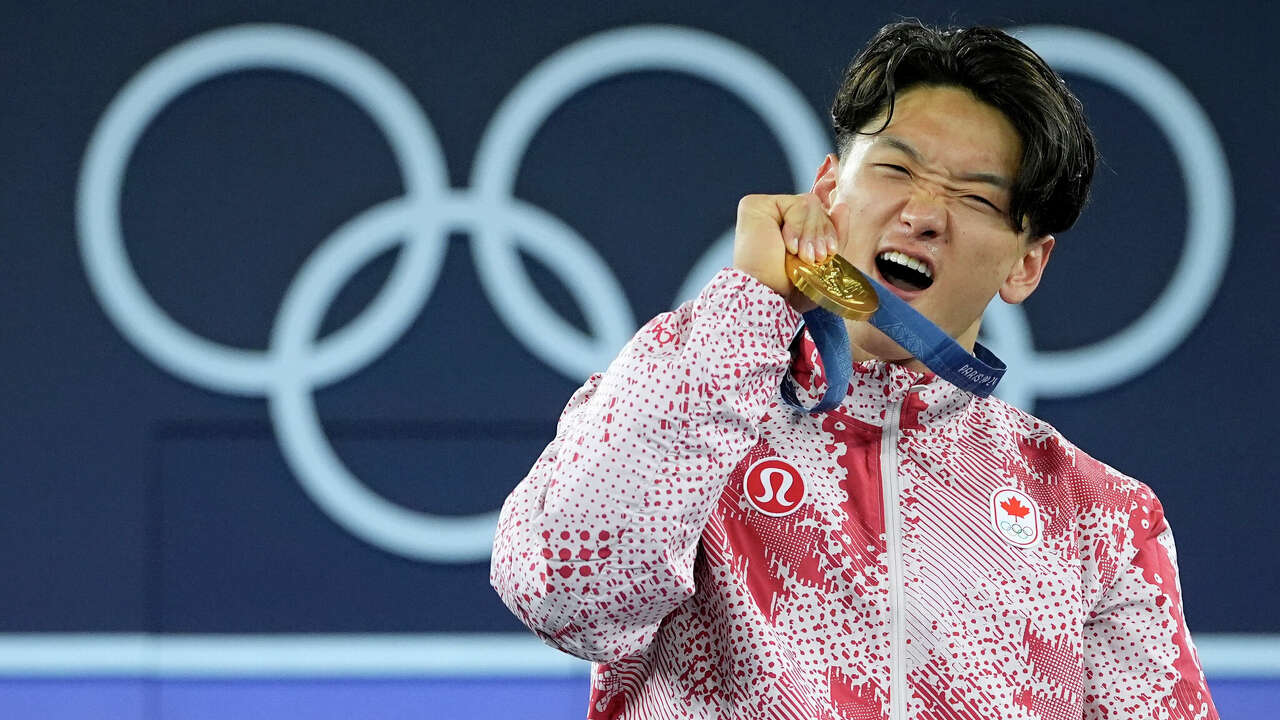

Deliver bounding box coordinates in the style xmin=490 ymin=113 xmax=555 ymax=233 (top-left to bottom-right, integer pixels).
xmin=812 ymin=154 xmax=840 ymax=210
xmin=999 ymin=234 xmax=1055 ymax=304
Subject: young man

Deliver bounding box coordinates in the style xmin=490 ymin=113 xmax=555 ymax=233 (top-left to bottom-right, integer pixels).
xmin=491 ymin=21 xmax=1218 ymax=720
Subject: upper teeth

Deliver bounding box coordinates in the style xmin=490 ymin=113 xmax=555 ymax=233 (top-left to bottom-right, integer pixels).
xmin=878 ymin=250 xmax=932 ymax=279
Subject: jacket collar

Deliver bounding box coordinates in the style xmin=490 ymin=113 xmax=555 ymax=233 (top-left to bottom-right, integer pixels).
xmin=786 ymin=331 xmax=976 ymax=426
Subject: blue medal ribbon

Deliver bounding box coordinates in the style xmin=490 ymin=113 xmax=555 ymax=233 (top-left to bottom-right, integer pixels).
xmin=782 ymin=274 xmax=1006 ymax=413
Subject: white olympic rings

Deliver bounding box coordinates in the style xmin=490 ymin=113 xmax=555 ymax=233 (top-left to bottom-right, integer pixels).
xmin=78 ymin=23 xmax=1231 ymax=562
xmin=77 ymin=24 xmax=829 ymax=562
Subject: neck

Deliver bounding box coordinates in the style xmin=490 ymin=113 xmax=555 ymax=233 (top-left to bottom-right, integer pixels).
xmin=848 ymin=342 xmax=932 ymax=376
xmin=846 ymin=317 xmax=983 ymax=377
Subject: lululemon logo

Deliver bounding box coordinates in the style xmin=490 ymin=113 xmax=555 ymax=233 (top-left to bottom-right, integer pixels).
xmin=990 ymin=487 xmax=1042 ymax=548
xmin=743 ymin=458 xmax=807 ymax=517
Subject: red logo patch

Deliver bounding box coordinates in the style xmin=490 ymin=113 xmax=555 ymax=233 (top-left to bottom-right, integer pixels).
xmin=743 ymin=458 xmax=806 ymax=517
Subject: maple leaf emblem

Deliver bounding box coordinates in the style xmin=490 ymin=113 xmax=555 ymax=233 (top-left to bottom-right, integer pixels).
xmin=1000 ymin=496 xmax=1031 ymax=519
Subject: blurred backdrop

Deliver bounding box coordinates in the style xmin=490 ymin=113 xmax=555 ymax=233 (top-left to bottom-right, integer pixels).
xmin=3 ymin=1 xmax=1277 ymax=718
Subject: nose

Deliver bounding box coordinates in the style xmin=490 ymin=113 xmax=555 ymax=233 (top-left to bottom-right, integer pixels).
xmin=898 ymin=187 xmax=947 ymax=239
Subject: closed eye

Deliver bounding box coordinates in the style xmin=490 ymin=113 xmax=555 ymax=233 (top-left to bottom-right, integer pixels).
xmin=877 ymin=164 xmax=910 ymax=175
xmin=966 ymin=195 xmax=1001 ymax=212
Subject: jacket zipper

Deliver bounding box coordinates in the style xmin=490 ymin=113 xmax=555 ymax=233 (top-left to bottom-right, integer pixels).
xmin=881 ymin=392 xmax=908 ymax=720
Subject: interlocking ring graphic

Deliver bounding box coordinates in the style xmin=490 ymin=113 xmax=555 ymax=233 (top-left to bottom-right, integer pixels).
xmin=77 ymin=24 xmax=829 ymax=562
xmin=78 ymin=24 xmax=1231 ymax=563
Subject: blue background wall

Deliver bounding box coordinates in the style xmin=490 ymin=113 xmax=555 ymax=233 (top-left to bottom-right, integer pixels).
xmin=3 ymin=1 xmax=1276 ymax=717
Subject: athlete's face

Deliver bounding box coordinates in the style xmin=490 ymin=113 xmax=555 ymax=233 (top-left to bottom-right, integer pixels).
xmin=814 ymin=85 xmax=1054 ymax=362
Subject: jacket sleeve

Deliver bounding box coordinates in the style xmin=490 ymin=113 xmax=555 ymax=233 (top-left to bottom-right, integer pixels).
xmin=1082 ymin=487 xmax=1219 ymax=719
xmin=489 ymin=268 xmax=799 ymax=662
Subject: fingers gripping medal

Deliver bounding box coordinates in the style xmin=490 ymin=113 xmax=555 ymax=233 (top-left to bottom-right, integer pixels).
xmin=783 ymin=253 xmax=878 ymax=320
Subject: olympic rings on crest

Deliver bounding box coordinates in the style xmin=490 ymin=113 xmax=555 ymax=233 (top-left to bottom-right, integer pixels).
xmin=999 ymin=520 xmax=1034 ymax=538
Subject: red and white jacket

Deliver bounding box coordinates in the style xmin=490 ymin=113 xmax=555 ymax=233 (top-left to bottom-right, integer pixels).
xmin=491 ymin=268 xmax=1218 ymax=720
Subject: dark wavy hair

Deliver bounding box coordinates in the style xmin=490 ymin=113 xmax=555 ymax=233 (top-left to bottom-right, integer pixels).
xmin=831 ymin=21 xmax=1097 ymax=238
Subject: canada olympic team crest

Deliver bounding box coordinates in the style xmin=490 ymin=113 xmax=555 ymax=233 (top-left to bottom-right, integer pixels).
xmin=990 ymin=487 xmax=1042 ymax=548
xmin=743 ymin=458 xmax=807 ymax=517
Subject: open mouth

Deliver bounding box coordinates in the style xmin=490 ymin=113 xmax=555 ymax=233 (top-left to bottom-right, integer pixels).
xmin=875 ymin=250 xmax=934 ymax=292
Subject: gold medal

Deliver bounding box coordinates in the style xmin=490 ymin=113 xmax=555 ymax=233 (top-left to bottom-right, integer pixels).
xmin=784 ymin=253 xmax=879 ymax=321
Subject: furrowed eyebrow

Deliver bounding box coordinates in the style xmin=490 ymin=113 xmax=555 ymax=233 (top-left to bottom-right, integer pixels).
xmin=874 ymin=135 xmax=1011 ymax=190
xmin=875 ymin=135 xmax=925 ymax=165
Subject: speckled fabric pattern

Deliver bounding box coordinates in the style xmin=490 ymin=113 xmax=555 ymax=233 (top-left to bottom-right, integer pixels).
xmin=491 ymin=268 xmax=1217 ymax=720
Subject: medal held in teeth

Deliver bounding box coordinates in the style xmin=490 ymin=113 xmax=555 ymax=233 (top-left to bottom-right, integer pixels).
xmin=784 ymin=253 xmax=879 ymax=321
